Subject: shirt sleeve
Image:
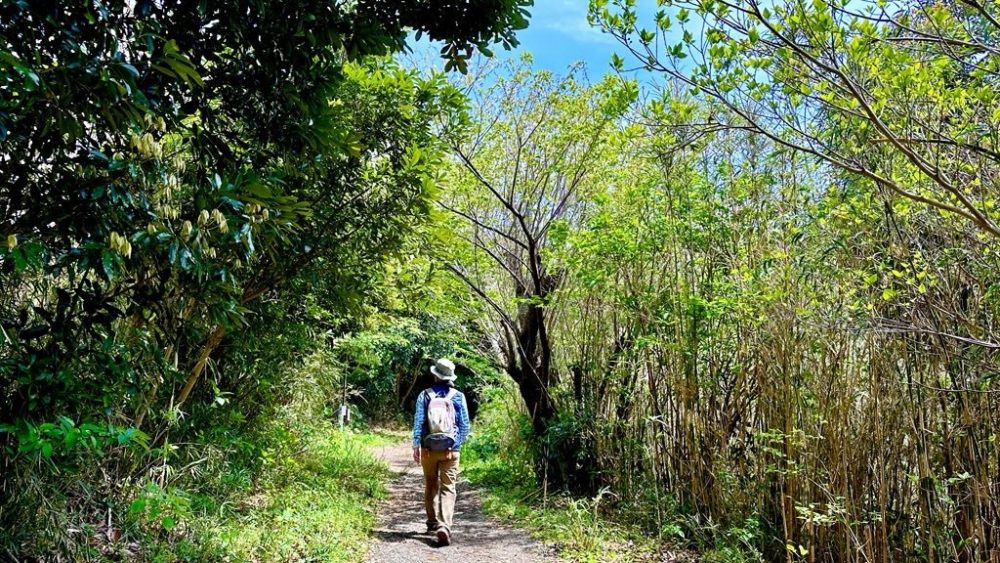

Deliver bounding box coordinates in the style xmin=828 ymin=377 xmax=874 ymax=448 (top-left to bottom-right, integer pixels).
xmin=412 ymin=390 xmax=425 ymax=449
xmin=453 ymin=392 xmax=471 ymax=450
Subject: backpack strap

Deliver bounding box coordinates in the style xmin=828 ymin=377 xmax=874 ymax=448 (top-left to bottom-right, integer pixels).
xmin=443 ymin=388 xmax=457 ymax=401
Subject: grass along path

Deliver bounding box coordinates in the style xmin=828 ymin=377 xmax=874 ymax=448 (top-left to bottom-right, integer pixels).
xmin=458 ymin=390 xmax=701 ymax=563
xmin=463 ymin=454 xmax=700 ymax=563
xmin=166 ymin=428 xmax=395 ymax=562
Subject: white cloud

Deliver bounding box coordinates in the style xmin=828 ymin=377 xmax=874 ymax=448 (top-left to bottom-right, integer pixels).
xmin=535 ymin=0 xmax=616 ymax=45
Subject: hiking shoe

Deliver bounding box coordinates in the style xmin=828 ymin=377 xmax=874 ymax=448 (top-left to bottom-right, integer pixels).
xmin=426 ymin=523 xmax=439 ymax=534
xmin=436 ymin=527 xmax=451 ymax=546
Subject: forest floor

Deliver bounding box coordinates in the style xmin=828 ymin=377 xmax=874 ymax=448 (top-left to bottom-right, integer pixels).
xmin=365 ymin=438 xmax=558 ymax=563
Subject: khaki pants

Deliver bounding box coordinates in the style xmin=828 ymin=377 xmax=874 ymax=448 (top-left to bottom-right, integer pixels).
xmin=420 ymin=449 xmax=460 ymax=532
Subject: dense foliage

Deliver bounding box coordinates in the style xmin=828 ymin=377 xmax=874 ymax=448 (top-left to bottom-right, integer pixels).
xmin=412 ymin=7 xmax=1000 ymax=560
xmin=0 ymin=0 xmax=530 ymax=558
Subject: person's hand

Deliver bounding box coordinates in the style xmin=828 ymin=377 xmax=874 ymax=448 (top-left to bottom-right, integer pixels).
xmin=445 ymin=450 xmax=457 ymax=460
xmin=412 ymin=447 xmax=421 ymax=463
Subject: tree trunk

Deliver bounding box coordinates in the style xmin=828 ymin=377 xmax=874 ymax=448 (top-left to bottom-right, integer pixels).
xmin=175 ymin=324 xmax=227 ymax=407
xmin=507 ymin=296 xmax=556 ymax=436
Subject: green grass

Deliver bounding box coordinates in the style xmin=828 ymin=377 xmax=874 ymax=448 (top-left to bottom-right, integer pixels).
xmin=160 ymin=427 xmax=391 ymax=562
xmin=354 ymin=427 xmax=408 ymax=447
xmin=464 ymin=446 xmax=669 ymax=563
xmin=460 ymin=387 xmax=758 ymax=563
xmin=458 ymin=387 xmax=673 ymax=563
xmin=458 ymin=386 xmax=764 ymax=562
xmin=465 ymin=431 xmax=764 ymax=563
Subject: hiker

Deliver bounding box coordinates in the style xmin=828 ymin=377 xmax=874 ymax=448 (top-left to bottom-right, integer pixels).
xmin=412 ymin=358 xmax=471 ymax=546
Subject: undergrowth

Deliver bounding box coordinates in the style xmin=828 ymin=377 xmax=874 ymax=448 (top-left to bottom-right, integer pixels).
xmin=169 ymin=427 xmax=390 ymax=562
xmin=0 ymin=345 xmax=395 ymax=562
xmin=463 ymin=386 xmax=760 ymax=563
xmin=142 ymin=348 xmax=397 ymax=562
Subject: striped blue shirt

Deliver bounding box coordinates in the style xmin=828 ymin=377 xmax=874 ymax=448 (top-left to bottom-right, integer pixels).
xmin=412 ymin=384 xmax=471 ymax=450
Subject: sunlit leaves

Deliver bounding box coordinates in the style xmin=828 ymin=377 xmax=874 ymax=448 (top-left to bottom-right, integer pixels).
xmin=0 ymin=3 xmax=516 ymax=537
xmin=151 ymin=40 xmax=203 ymax=88
xmin=592 ymin=0 xmax=1000 ymax=238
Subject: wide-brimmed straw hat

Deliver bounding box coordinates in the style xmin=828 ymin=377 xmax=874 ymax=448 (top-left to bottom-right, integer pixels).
xmin=430 ymin=358 xmax=457 ymax=382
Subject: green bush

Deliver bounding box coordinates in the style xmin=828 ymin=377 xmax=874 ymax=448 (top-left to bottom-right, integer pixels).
xmin=184 ymin=427 xmax=389 ymax=562
xmin=128 ymin=345 xmax=392 ymax=561
xmin=334 ymin=313 xmax=503 ymax=423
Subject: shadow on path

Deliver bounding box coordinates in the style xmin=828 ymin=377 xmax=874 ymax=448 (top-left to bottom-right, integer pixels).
xmin=365 ymin=440 xmax=557 ymax=563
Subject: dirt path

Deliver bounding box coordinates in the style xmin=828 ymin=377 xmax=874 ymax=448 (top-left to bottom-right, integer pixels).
xmin=365 ymin=440 xmax=557 ymax=563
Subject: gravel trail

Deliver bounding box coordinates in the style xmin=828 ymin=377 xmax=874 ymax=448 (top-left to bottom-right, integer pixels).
xmin=365 ymin=440 xmax=557 ymax=563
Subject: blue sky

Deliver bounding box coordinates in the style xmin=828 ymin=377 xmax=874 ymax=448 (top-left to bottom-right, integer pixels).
xmin=406 ymin=0 xmax=621 ymax=77
xmin=501 ymin=0 xmax=619 ymax=73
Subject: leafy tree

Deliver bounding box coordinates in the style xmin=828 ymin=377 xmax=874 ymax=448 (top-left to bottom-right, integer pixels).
xmin=0 ymin=0 xmax=532 ymax=556
xmin=437 ymin=62 xmax=634 ymax=439
xmin=426 ymin=51 xmax=1000 ymax=560
xmin=591 ymin=0 xmax=1000 ymax=237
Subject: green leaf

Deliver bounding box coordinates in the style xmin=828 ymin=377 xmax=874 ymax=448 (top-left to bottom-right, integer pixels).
xmin=611 ymin=52 xmax=625 ymax=71
xmin=118 ymin=62 xmax=140 ymax=79
xmin=100 ymin=250 xmax=116 ymax=281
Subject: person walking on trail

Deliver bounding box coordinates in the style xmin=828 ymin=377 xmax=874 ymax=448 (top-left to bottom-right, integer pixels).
xmin=412 ymin=358 xmax=471 ymax=547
